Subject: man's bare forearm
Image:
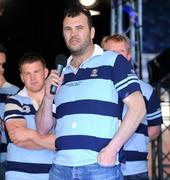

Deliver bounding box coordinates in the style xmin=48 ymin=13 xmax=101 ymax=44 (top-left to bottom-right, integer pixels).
xmin=97 ymin=91 xmax=146 ymax=166
xmin=148 ymin=125 xmax=161 ymax=141
xmin=12 ymin=129 xmax=56 ymax=150
xmin=34 ymin=133 xmax=56 ymax=150
xmin=36 ymin=96 xmax=54 ymax=135
xmin=108 ymin=91 xmax=146 ymax=152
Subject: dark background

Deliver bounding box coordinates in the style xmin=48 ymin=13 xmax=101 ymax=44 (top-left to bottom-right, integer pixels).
xmin=0 ymin=0 xmax=170 ymax=87
xmin=0 ymin=0 xmax=110 ymax=87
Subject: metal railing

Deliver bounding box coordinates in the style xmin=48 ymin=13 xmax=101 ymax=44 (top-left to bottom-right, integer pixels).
xmin=151 ymin=78 xmax=170 ymax=180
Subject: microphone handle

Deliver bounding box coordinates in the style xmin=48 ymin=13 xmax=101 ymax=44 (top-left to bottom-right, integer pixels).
xmin=50 ymin=64 xmax=64 ymax=94
xmin=50 ymin=85 xmax=57 ymax=95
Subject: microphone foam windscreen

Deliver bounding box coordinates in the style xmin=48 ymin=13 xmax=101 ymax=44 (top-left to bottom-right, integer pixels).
xmin=55 ymin=54 xmax=67 ymax=67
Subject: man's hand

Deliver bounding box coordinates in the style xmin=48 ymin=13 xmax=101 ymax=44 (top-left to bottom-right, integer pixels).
xmin=45 ymin=69 xmax=64 ymax=99
xmin=8 ymin=126 xmax=33 ymax=145
xmin=97 ymin=146 xmax=117 ymax=167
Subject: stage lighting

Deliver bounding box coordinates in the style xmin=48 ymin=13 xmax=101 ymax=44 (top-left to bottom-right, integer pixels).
xmin=89 ymin=10 xmax=100 ymax=16
xmin=79 ymin=0 xmax=98 ymax=8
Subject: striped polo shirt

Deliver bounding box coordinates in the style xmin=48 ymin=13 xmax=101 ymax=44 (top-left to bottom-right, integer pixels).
xmin=122 ymin=80 xmax=163 ymax=175
xmin=0 ymin=82 xmax=19 ymax=162
xmin=53 ymin=45 xmax=141 ymax=167
xmin=4 ymin=87 xmax=55 ymax=180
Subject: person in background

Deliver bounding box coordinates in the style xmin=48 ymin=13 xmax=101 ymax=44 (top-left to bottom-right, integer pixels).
xmin=4 ymin=52 xmax=56 ymax=180
xmin=0 ymin=44 xmax=20 ymax=180
xmin=36 ymin=4 xmax=146 ymax=180
xmin=101 ymin=33 xmax=163 ymax=180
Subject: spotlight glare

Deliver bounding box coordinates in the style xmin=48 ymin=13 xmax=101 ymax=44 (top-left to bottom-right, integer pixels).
xmin=79 ymin=0 xmax=97 ymax=8
xmin=90 ymin=10 xmax=100 ymax=16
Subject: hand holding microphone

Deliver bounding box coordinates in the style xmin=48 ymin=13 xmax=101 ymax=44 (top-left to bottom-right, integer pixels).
xmin=50 ymin=54 xmax=67 ymax=94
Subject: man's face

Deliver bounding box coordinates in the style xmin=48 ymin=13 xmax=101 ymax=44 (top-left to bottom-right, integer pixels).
xmin=20 ymin=61 xmax=48 ymax=93
xmin=103 ymin=40 xmax=131 ymax=61
xmin=63 ymin=13 xmax=95 ymax=55
xmin=0 ymin=52 xmax=6 ymax=76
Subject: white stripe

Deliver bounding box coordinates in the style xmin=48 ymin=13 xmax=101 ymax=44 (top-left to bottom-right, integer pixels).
xmin=115 ymin=75 xmax=139 ymax=89
xmin=5 ymin=114 xmax=23 ymax=120
xmin=116 ymin=79 xmax=139 ymax=92
xmin=147 ymin=110 xmax=162 ymax=120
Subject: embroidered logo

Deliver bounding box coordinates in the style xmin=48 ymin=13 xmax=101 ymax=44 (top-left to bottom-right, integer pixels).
xmin=22 ymin=105 xmax=31 ymax=113
xmin=90 ymin=69 xmax=98 ymax=77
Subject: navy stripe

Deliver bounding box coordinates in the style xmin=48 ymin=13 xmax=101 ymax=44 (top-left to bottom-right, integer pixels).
xmin=6 ymin=98 xmax=36 ymax=115
xmin=55 ymin=135 xmax=111 ymax=152
xmin=118 ymin=83 xmax=141 ymax=100
xmin=116 ymin=76 xmax=139 ymax=90
xmin=6 ymin=161 xmax=52 ymax=173
xmin=6 ymin=98 xmax=21 ymax=106
xmin=63 ymin=66 xmax=114 ymax=84
xmin=119 ymin=147 xmax=126 ymax=163
xmin=0 ymin=94 xmax=8 ymax=103
xmin=5 ymin=106 xmax=36 ymax=118
xmin=148 ymin=118 xmax=163 ymax=126
xmin=4 ymin=110 xmax=23 ymax=119
xmin=0 ymin=143 xmax=7 ymax=152
xmin=124 ymin=151 xmax=148 ymax=161
xmin=135 ymin=123 xmax=148 ymax=136
xmin=56 ymin=100 xmax=121 ymax=119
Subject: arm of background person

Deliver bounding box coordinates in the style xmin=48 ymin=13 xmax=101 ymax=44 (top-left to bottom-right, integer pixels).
xmin=147 ymin=88 xmax=163 ymax=141
xmin=97 ymin=91 xmax=146 ymax=166
xmin=148 ymin=125 xmax=161 ymax=141
xmin=6 ymin=119 xmax=56 ymax=150
xmin=36 ymin=95 xmax=54 ymax=135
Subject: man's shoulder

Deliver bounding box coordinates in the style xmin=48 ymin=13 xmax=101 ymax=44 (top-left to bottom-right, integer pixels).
xmin=2 ymin=81 xmax=20 ymax=94
xmin=139 ymin=80 xmax=154 ymax=97
xmin=103 ymin=50 xmax=118 ymax=58
xmin=96 ymin=51 xmax=119 ymax=65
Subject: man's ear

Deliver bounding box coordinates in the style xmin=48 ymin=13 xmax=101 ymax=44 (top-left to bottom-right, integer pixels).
xmin=44 ymin=68 xmax=49 ymax=78
xmin=127 ymin=52 xmax=132 ymax=61
xmin=20 ymin=73 xmax=24 ymax=83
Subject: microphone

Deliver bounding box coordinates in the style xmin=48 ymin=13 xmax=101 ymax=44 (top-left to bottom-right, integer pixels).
xmin=50 ymin=54 xmax=67 ymax=94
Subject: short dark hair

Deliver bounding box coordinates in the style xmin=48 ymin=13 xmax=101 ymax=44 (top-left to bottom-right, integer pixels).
xmin=63 ymin=3 xmax=93 ymax=29
xmin=18 ymin=52 xmax=46 ymax=72
xmin=0 ymin=44 xmax=7 ymax=54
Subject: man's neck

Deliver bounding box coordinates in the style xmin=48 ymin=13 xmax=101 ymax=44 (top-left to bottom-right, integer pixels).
xmin=28 ymin=88 xmax=45 ymax=106
xmin=71 ymin=44 xmax=95 ymax=69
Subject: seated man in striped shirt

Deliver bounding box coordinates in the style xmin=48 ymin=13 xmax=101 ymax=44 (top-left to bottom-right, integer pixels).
xmin=0 ymin=44 xmax=20 ymax=180
xmin=4 ymin=52 xmax=56 ymax=180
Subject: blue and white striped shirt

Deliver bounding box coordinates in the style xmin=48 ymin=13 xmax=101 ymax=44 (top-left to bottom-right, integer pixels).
xmin=4 ymin=87 xmax=55 ymax=180
xmin=53 ymin=45 xmax=141 ymax=167
xmin=0 ymin=82 xmax=19 ymax=162
xmin=122 ymin=80 xmax=163 ymax=175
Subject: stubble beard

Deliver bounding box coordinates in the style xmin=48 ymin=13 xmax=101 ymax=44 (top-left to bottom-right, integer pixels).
xmin=68 ymin=39 xmax=91 ymax=57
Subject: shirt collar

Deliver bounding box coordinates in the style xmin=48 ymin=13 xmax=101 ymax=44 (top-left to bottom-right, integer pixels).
xmin=18 ymin=87 xmax=39 ymax=110
xmin=18 ymin=87 xmax=29 ymax=97
xmin=67 ymin=44 xmax=103 ymax=66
